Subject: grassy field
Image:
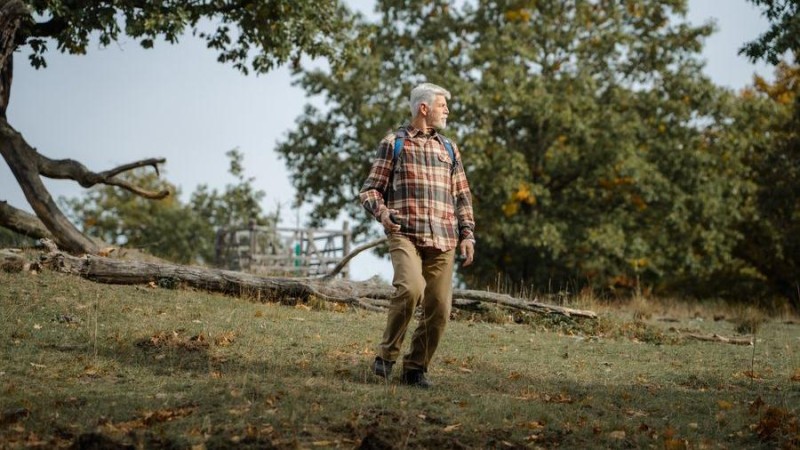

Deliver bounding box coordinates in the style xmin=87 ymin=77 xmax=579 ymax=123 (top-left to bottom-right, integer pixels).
xmin=1 ymin=268 xmax=798 ymax=449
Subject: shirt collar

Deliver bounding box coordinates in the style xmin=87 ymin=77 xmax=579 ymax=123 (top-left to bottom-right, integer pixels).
xmin=406 ymin=125 xmax=438 ymax=138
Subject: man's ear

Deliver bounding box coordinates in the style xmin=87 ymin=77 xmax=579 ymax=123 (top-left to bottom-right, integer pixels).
xmin=419 ymin=102 xmax=429 ymax=117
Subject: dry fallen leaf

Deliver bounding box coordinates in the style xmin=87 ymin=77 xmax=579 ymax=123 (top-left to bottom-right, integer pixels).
xmin=214 ymin=331 xmax=236 ymax=347
xmin=295 ymin=304 xmax=312 ymax=311
xmin=543 ymin=392 xmax=574 ymax=404
xmin=526 ymin=421 xmax=545 ymax=430
xmin=443 ymin=423 xmax=461 ymax=433
xmin=790 ymin=369 xmax=800 ymax=382
xmin=608 ymin=430 xmax=626 ymax=440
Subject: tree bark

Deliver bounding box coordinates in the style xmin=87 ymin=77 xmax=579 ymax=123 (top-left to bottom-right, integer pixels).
xmin=0 ymin=200 xmax=53 ymax=240
xmin=37 ymin=245 xmax=597 ymax=319
xmin=0 ymin=0 xmax=27 ymax=117
xmin=0 ymin=118 xmax=101 ymax=253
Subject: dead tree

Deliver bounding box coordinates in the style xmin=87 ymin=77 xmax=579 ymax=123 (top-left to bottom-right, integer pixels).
xmin=2 ymin=239 xmax=597 ymax=319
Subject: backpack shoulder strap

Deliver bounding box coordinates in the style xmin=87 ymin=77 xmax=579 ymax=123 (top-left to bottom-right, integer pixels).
xmin=392 ymin=128 xmax=406 ymax=162
xmin=436 ymin=134 xmax=457 ymax=174
xmin=439 ymin=136 xmax=455 ymax=164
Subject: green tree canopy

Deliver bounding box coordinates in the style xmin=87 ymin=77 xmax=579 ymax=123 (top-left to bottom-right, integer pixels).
xmin=20 ymin=0 xmax=353 ymax=73
xmin=277 ymin=0 xmax=758 ymax=299
xmin=740 ymin=0 xmax=799 ymax=65
xmin=726 ymin=63 xmax=800 ymax=309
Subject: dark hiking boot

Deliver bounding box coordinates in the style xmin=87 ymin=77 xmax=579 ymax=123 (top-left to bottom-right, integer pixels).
xmin=401 ymin=369 xmax=432 ymax=388
xmin=372 ymin=357 xmax=395 ymax=378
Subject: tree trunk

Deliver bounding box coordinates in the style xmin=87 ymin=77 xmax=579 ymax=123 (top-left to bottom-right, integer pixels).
xmin=0 ymin=118 xmax=101 ymax=253
xmin=34 ymin=245 xmax=597 ymax=319
xmin=0 ymin=200 xmax=53 ymax=240
xmin=0 ymin=0 xmax=26 ymax=117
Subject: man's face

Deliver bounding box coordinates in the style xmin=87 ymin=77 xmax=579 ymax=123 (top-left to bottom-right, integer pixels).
xmin=428 ymin=95 xmax=449 ymax=129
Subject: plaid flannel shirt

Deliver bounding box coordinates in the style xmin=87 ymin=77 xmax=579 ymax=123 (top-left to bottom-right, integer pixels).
xmin=359 ymin=126 xmax=475 ymax=251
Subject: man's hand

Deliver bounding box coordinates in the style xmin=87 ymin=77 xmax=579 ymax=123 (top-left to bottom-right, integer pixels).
xmin=380 ymin=209 xmax=401 ymax=234
xmin=459 ymin=239 xmax=475 ymax=267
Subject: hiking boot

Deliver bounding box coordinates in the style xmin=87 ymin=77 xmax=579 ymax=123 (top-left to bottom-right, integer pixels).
xmin=372 ymin=357 xmax=395 ymax=378
xmin=401 ymin=369 xmax=432 ymax=388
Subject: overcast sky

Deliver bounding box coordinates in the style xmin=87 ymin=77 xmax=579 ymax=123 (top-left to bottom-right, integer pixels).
xmin=2 ymin=0 xmax=772 ymax=281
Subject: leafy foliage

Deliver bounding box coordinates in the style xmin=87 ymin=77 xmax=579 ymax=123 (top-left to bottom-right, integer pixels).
xmin=19 ymin=0 xmax=355 ymax=73
xmin=729 ymin=63 xmax=800 ymax=309
xmin=740 ymin=0 xmax=799 ymax=65
xmin=277 ymin=0 xmax=760 ymax=297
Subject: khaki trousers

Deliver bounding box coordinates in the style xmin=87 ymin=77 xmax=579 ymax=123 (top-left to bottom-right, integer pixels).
xmin=377 ymin=234 xmax=455 ymax=372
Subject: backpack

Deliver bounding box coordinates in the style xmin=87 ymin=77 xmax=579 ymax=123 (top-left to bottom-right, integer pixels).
xmin=392 ymin=128 xmax=457 ymax=175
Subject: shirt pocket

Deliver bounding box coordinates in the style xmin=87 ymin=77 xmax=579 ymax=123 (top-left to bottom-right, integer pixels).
xmin=436 ymin=150 xmax=453 ymax=167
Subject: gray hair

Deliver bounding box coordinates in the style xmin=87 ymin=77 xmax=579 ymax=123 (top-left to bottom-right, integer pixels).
xmin=409 ymin=82 xmax=451 ymax=117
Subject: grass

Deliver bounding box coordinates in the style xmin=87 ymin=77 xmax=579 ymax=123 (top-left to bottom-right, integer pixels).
xmin=1 ymin=269 xmax=799 ymax=449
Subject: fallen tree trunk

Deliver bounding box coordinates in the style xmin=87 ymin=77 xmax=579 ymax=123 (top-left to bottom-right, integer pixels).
xmin=34 ymin=247 xmax=596 ymax=319
xmin=684 ymin=333 xmax=753 ymax=346
xmin=0 ymin=201 xmax=53 ymax=240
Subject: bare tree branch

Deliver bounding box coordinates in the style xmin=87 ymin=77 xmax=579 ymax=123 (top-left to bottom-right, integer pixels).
xmin=320 ymin=237 xmax=388 ymax=281
xmin=0 ymin=118 xmax=99 ymax=253
xmin=36 ymin=154 xmax=170 ymax=199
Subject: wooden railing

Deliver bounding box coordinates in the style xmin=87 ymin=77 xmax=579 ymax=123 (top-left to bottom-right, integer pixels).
xmin=214 ymin=220 xmax=351 ymax=278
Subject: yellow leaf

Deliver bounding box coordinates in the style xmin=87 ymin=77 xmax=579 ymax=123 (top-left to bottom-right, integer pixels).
xmin=789 ymin=369 xmax=800 ymax=382
xmin=718 ymin=400 xmax=734 ymax=410
xmin=295 ymin=304 xmax=312 ymax=311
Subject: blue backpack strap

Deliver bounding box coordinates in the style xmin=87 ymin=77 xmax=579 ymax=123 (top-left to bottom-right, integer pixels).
xmin=436 ymin=134 xmax=457 ymax=174
xmin=392 ymin=129 xmax=406 ymax=162
xmin=440 ymin=136 xmax=455 ymax=165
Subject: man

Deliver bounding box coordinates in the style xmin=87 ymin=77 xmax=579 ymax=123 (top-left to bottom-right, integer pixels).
xmin=359 ymin=82 xmax=476 ymax=388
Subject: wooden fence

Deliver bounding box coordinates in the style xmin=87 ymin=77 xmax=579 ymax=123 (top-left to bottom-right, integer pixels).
xmin=214 ymin=220 xmax=351 ymax=278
